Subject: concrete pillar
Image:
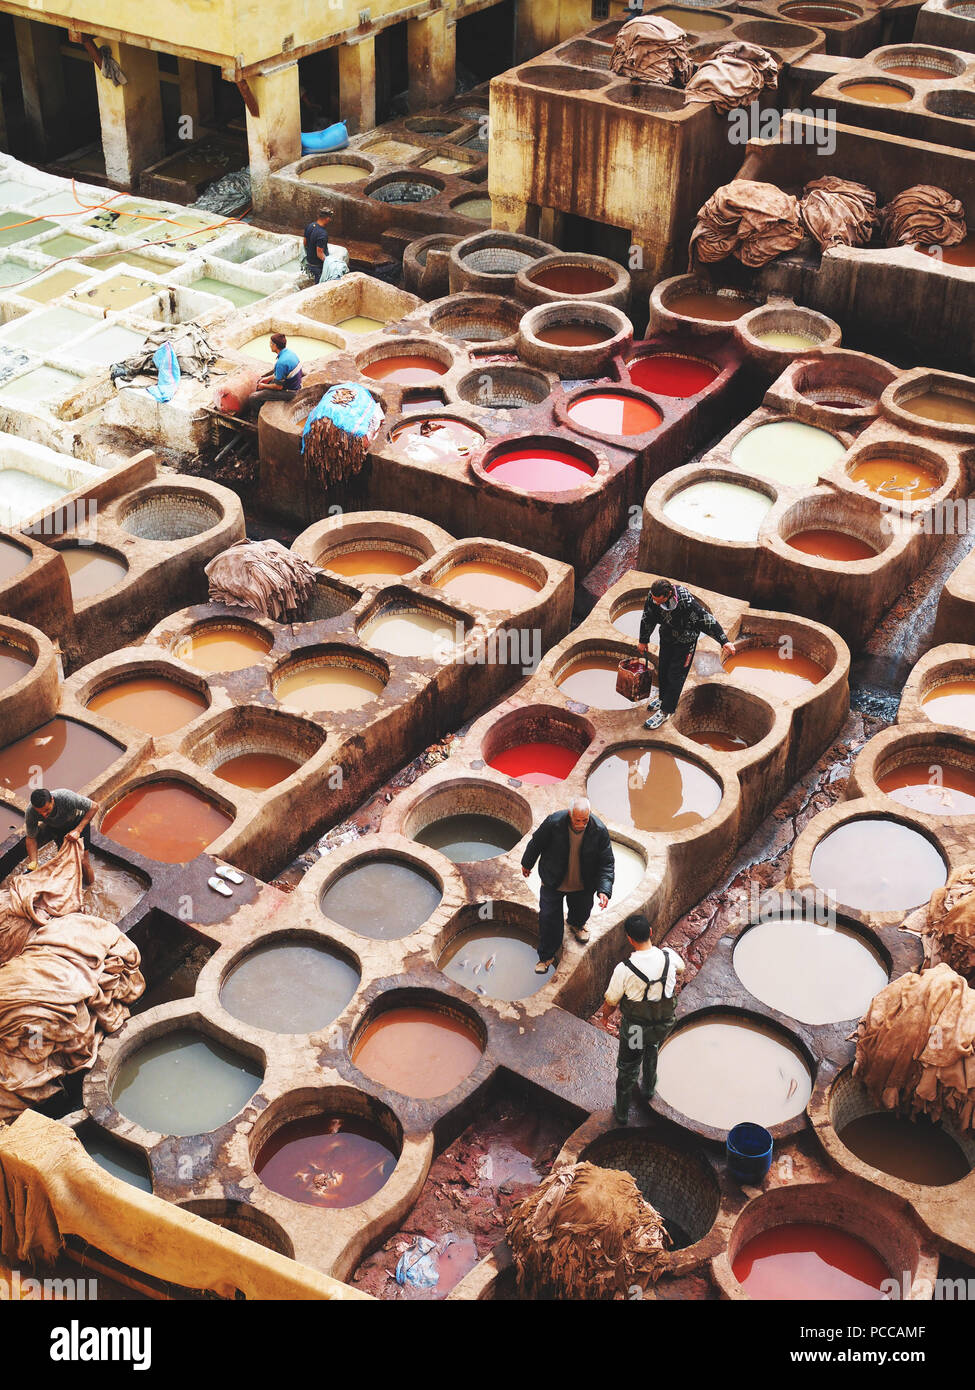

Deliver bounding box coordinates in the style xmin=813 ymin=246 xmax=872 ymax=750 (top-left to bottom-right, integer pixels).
xmin=515 ymin=0 xmax=559 ymax=64
xmin=178 ymin=58 xmax=215 ymax=137
xmin=338 ymin=38 xmax=376 ymax=135
xmin=96 ymin=42 xmax=165 ymax=187
xmin=407 ymin=11 xmax=456 ymax=112
xmin=244 ymin=63 xmax=301 ymax=214
xmin=14 ymin=17 xmax=69 ymax=158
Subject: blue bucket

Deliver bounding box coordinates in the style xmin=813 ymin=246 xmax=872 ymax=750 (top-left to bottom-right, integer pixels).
xmin=726 ymin=1122 xmax=773 ymax=1183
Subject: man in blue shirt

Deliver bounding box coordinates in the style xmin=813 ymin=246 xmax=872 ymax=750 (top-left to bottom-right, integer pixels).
xmin=245 ymin=334 xmax=303 ymax=418
xmin=303 ymin=206 xmax=334 ymax=283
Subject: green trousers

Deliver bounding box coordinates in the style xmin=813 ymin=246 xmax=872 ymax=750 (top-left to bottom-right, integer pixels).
xmin=614 ymin=1004 xmax=676 ymax=1124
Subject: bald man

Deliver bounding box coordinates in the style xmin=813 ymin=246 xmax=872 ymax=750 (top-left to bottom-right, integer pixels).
xmin=521 ymin=798 xmax=615 ymax=973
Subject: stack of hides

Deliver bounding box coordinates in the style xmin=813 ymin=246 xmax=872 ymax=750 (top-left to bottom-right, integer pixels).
xmin=684 ymin=42 xmax=779 ymax=113
xmin=880 ymin=184 xmax=967 ymax=248
xmin=690 ymin=178 xmax=804 ymax=267
xmin=610 ymin=16 xmax=693 ymax=87
xmin=300 ymin=381 xmax=385 ymax=490
xmin=923 ymin=865 xmax=975 ymax=982
xmin=799 ymin=176 xmax=878 ymax=250
xmin=205 ymin=539 xmax=322 ymax=623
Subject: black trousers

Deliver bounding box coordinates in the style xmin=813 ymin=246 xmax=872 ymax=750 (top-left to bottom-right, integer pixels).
xmin=656 ymin=637 xmax=696 ymax=715
xmin=538 ymin=883 xmax=594 ymax=961
xmin=37 ymin=821 xmax=91 ymax=851
xmin=304 ymin=259 xmax=323 ymax=283
xmin=245 ymin=387 xmax=297 ymax=419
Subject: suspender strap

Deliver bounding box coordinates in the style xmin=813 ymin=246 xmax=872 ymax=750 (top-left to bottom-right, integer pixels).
xmin=623 ymin=950 xmax=670 ymax=1001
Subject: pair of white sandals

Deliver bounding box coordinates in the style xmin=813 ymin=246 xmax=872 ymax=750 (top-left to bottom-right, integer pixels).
xmin=208 ymin=865 xmax=245 ymax=897
xmin=535 ymin=924 xmax=591 ymax=973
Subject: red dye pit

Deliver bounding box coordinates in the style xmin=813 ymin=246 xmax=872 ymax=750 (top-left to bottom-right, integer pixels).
xmin=787 ymin=529 xmax=878 ymax=562
xmin=484 ymin=446 xmax=596 ymax=493
xmin=628 ymin=353 xmax=718 ymax=398
xmin=732 ymin=1224 xmax=890 ymax=1300
xmin=101 ymin=782 xmax=232 ymax=862
xmin=567 ymin=391 xmax=662 ymax=436
xmin=256 ymin=1115 xmax=397 ymax=1209
xmin=488 ymin=741 xmax=580 ymax=784
xmin=530 ymin=265 xmax=614 ymax=295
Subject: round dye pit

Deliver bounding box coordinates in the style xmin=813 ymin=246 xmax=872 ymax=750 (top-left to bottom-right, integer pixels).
xmin=899 ymin=391 xmax=975 ymax=426
xmin=112 ymin=1030 xmax=262 ymax=1136
xmin=323 ymin=546 xmax=421 ymax=583
xmin=389 ymin=416 xmax=483 ymax=464
xmin=841 ymin=81 xmax=913 ymax=104
xmin=361 ymin=355 xmax=448 ymax=385
xmin=527 ymin=835 xmax=646 ymax=901
xmin=434 ymin=560 xmax=541 ymax=609
xmin=533 ymin=322 xmax=613 ymax=347
xmin=0 ymin=717 xmax=122 ymax=798
xmin=298 ymin=163 xmax=369 ymax=184
xmin=587 ymin=746 xmax=722 ymax=832
xmin=581 ymin=1134 xmax=720 ymax=1249
xmin=488 ymin=740 xmax=580 ymax=784
xmin=732 ymin=1225 xmax=890 ymax=1300
xmin=921 ymin=679 xmax=975 ymax=730
xmin=0 ymin=642 xmax=32 ymax=690
xmin=414 ymin=813 xmax=521 ymax=863
xmin=689 ymin=730 xmax=749 ymax=752
xmin=238 ymin=334 xmax=339 ymax=363
xmin=723 ymin=646 xmax=827 ymax=699
xmin=885 ymin=63 xmax=952 ymax=78
xmin=214 ymin=752 xmax=301 ymax=790
xmin=320 ymin=858 xmax=442 ymax=939
xmin=628 ymin=353 xmax=719 ymax=397
xmin=666 ymin=291 xmax=753 ymax=323
xmin=809 ymin=818 xmax=947 ymax=910
xmin=58 ymin=546 xmax=128 ymax=600
xmin=848 ymin=456 xmax=941 ymax=501
xmin=566 ymin=391 xmax=661 ymax=436
xmin=336 ymin=315 xmax=387 ymax=334
xmin=0 ymin=538 xmax=30 ymax=584
xmin=612 ymin=602 xmax=651 ymax=640
xmin=86 ymin=676 xmax=208 ymax=734
xmin=557 ymin=655 xmax=637 ymax=711
xmin=733 ymin=918 xmax=888 ymax=1025
xmin=220 ymin=940 xmax=359 ymax=1032
xmin=530 ymin=265 xmax=615 ymax=295
xmin=359 ymin=607 xmax=458 ymax=658
xmin=440 ymin=924 xmax=547 ymax=999
xmin=782 ymin=1 xmax=861 ymax=15
xmin=838 ymin=1111 xmax=970 ymax=1186
xmin=664 ymin=480 xmax=773 ymax=542
xmin=120 ymin=491 xmax=221 ymax=542
xmin=455 ymin=195 xmax=492 ymax=221
xmin=753 ymin=330 xmax=820 ymax=351
xmin=656 ymin=1017 xmax=812 ymax=1131
xmin=731 ymin=421 xmax=847 ymax=486
xmin=877 ymin=762 xmax=975 ymax=815
xmin=256 ymin=1115 xmax=397 ymax=1208
xmin=353 ymin=1006 xmax=483 ymax=1098
xmin=936 ymin=234 xmax=975 ymax=267
xmin=174 ymin=624 xmax=272 ymax=673
xmin=483 ymin=446 xmax=596 ymax=494
xmin=274 ymin=659 xmax=385 ymax=713
xmin=786 ymin=529 xmax=878 ymax=562
xmin=101 ymin=782 xmax=232 ymax=862
xmin=80 ymin=1129 xmax=152 ymax=1192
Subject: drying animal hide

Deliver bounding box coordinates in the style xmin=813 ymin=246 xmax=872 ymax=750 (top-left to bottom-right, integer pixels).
xmin=610 ymin=16 xmax=693 ymax=88
xmin=853 ymin=962 xmax=975 ymax=1133
xmin=922 ymin=865 xmax=975 ymax=982
xmin=111 ymin=322 xmax=217 ymax=386
xmin=505 ymin=1161 xmax=670 ymax=1300
xmin=300 ymin=382 xmax=385 ymax=491
xmin=204 ymin=538 xmax=323 ymax=623
xmin=880 ymin=184 xmax=967 ymax=249
xmin=684 ymin=42 xmax=779 ymax=114
xmin=689 ymin=179 xmax=804 ymax=267
xmin=799 ymin=176 xmax=878 ymax=250
xmin=0 ymin=844 xmax=144 ymax=1120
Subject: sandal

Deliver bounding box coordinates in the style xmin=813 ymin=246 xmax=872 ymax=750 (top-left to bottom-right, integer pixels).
xmin=571 ymin=926 xmax=590 ymax=944
xmin=535 ymin=958 xmax=553 ymax=974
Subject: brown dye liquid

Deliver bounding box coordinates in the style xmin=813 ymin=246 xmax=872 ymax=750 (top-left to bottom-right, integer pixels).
xmin=0 ymin=717 xmax=122 ymax=797
xmin=361 ymin=355 xmax=448 ymax=385
xmin=174 ymin=626 xmax=271 ymax=673
xmin=353 ymin=1006 xmax=483 ymax=1098
xmin=877 ymin=762 xmax=975 ymax=815
xmin=86 ymin=677 xmax=207 ymax=734
xmin=256 ymin=1116 xmax=396 ymax=1208
xmin=841 ymin=81 xmax=913 ymax=103
xmin=275 ymin=663 xmax=384 ymax=713
xmin=787 ymin=529 xmax=878 ymax=562
xmin=324 ymin=548 xmax=420 ymax=583
xmin=724 ymin=646 xmax=826 ymax=699
xmin=884 ymin=63 xmax=943 ymax=77
xmin=534 ymin=323 xmax=613 ymax=346
xmin=435 ymin=561 xmax=540 ymax=609
xmin=101 ymin=782 xmax=231 ymax=862
xmin=848 ymin=456 xmax=941 ymax=500
xmin=901 ymin=391 xmax=975 ymax=426
xmin=939 ymin=235 xmax=975 ymax=268
xmin=0 ymin=643 xmax=32 ymax=690
xmin=667 ymin=292 xmax=751 ymax=322
xmin=689 ymin=730 xmax=749 ymax=752
xmin=0 ymin=538 xmax=30 ymax=583
xmin=921 ymin=679 xmax=975 ymax=730
xmin=320 ymin=859 xmax=442 ymax=938
xmin=531 ymin=265 xmax=614 ymax=295
xmin=587 ymin=746 xmax=723 ymax=831
xmin=214 ymin=752 xmax=301 ymax=790
xmin=839 ymin=1112 xmax=970 ymax=1185
xmin=58 ymin=547 xmax=127 ymax=600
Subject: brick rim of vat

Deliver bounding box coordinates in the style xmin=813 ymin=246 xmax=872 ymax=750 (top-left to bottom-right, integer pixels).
xmin=174 ymin=1198 xmax=296 ymax=1259
xmin=397 ymin=774 xmax=535 ymax=849
xmin=735 ymin=302 xmax=842 ymax=366
xmin=213 ymin=928 xmax=364 ymax=1038
xmin=424 ymin=291 xmax=523 ymax=341
xmin=478 ymin=702 xmax=597 ymax=773
xmin=455 ymin=365 xmax=554 ymax=412
xmin=116 ymin=482 xmax=226 ymax=539
xmin=770 ymin=488 xmax=901 ymax=569
xmin=923 ymin=88 xmax=975 ymax=118
xmin=899 ymin=644 xmax=975 ymax=723
xmin=269 ymin=642 xmax=392 ymax=703
xmin=516 ymin=252 xmax=631 ymax=307
xmin=882 ymin=370 xmax=975 ymax=441
xmin=451 ymin=231 xmax=559 ymax=282
xmin=584 ymin=735 xmax=735 ymax=843
xmin=469 ymin=433 xmax=607 ymax=501
xmin=851 ymin=722 xmax=975 ymax=819
xmin=363 ymin=171 xmax=447 ymax=204
xmin=177 ymin=702 xmax=331 ymax=777
xmin=517 ymin=301 xmax=634 ymax=371
xmin=646 ymin=461 xmax=781 ymax=550
xmin=872 ymin=44 xmax=968 ymax=78
xmin=669 ymin=679 xmax=780 ymax=754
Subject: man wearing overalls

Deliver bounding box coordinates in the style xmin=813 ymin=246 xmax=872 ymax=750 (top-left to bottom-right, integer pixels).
xmin=599 ymin=913 xmax=684 ymax=1125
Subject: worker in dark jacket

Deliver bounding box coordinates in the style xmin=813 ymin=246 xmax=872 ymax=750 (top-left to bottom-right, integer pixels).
xmin=638 ymin=578 xmax=736 ymax=731
xmin=521 ymin=797 xmax=615 ymax=974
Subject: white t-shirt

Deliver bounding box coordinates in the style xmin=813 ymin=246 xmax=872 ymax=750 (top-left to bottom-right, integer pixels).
xmin=604 ymin=947 xmax=684 ymax=1007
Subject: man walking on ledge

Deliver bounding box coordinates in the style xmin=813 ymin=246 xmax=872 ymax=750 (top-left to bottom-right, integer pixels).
xmin=638 ymin=578 xmax=736 ymax=730
xmin=521 ymin=796 xmax=615 ymax=974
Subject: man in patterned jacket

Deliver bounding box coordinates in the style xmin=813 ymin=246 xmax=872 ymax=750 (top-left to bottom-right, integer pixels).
xmin=637 ymin=578 xmax=736 ymax=730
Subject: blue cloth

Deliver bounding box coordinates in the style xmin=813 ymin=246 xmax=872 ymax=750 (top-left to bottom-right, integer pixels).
xmin=301 ymin=381 xmax=381 ymax=453
xmin=274 ymin=347 xmax=302 ymax=388
xmin=147 ymin=341 xmax=179 ymax=402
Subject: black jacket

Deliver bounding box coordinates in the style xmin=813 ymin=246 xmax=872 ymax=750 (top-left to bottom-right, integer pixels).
xmin=639 ymin=583 xmax=728 ymax=649
xmin=521 ymin=811 xmax=615 ymax=897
